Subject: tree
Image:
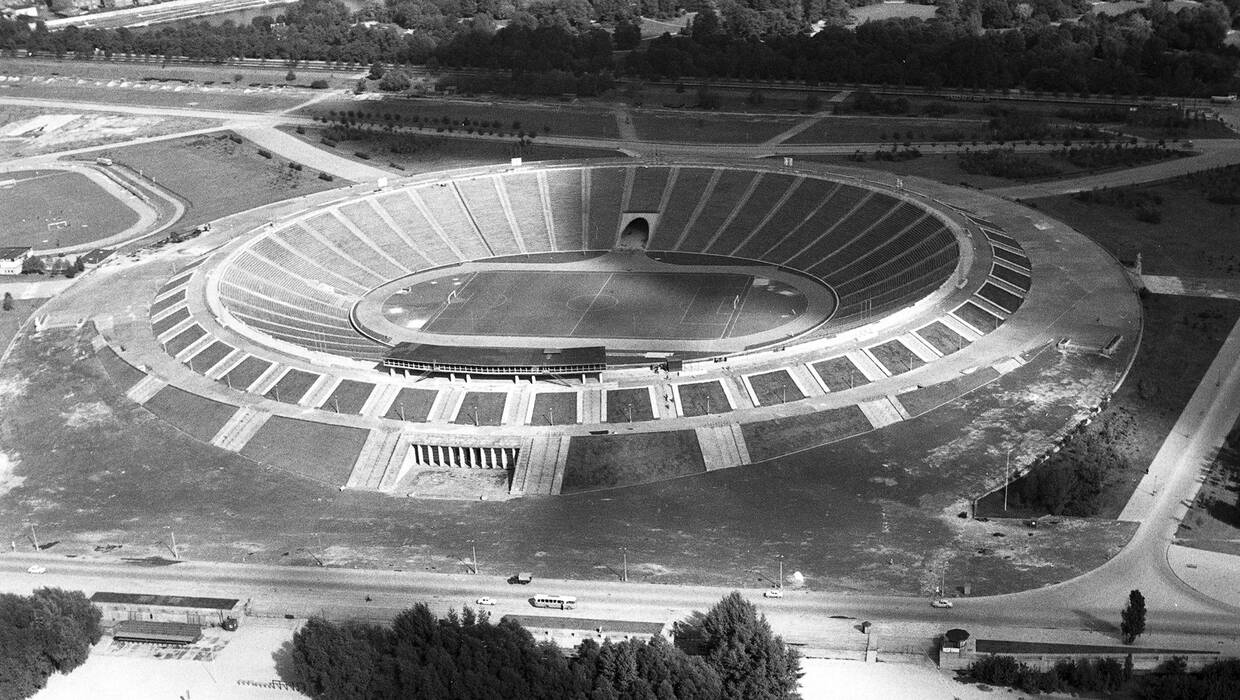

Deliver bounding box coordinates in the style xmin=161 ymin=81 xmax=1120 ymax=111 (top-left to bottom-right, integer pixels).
xmin=2 ymin=292 xmax=11 ymax=311
xmin=0 ymin=589 xmax=101 ymax=700
xmin=286 ymin=70 xmax=297 ymax=82
xmin=368 ymin=61 xmax=386 ymax=80
xmin=694 ymin=592 xmax=800 ymax=699
xmin=1121 ymin=589 xmax=1146 ymax=644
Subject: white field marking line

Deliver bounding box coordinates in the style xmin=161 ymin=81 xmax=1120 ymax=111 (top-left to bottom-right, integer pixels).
xmin=567 ymin=272 xmax=615 ymax=337
xmin=719 ymin=277 xmax=754 ymax=340
xmin=422 ymin=271 xmax=478 ymax=329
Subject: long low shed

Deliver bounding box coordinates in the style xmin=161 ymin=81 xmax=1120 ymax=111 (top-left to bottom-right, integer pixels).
xmin=111 ymin=620 xmax=202 ymax=645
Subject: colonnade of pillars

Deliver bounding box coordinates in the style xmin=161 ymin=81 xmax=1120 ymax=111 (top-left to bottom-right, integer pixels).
xmin=410 ymin=444 xmax=518 ymax=469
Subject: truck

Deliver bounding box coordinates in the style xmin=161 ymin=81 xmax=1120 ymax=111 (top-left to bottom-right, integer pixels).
xmin=1210 ymin=95 xmax=1237 ymax=104
xmin=508 ymin=572 xmax=533 ymax=585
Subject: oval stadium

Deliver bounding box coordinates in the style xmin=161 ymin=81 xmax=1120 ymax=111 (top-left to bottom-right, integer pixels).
xmin=95 ymin=158 xmax=1137 ymax=498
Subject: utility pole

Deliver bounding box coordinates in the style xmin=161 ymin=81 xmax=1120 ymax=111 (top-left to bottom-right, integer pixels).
xmin=622 ymin=547 xmax=628 ymax=583
xmin=30 ymin=524 xmax=39 ymax=552
xmin=1004 ymin=448 xmax=1012 ymax=512
xmin=169 ymin=529 xmax=179 ymax=560
xmin=472 ymin=543 xmax=478 ymax=575
xmin=776 ymin=554 xmax=784 ymax=589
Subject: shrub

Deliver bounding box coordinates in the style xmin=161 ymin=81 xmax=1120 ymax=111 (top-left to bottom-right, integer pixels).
xmin=318 ymin=172 xmax=334 ymax=181
xmin=310 ymin=79 xmax=328 ymax=89
xmin=257 ymin=149 xmax=272 ymax=158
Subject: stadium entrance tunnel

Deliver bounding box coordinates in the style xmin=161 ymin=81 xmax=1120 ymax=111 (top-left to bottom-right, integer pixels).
xmin=617 ymin=216 xmax=650 ymax=250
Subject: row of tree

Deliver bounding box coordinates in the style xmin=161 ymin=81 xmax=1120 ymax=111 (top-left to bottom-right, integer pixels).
xmin=289 ymin=592 xmax=800 ymax=699
xmin=2 ymin=0 xmax=1238 ymax=98
xmin=0 ymin=588 xmax=103 ymax=700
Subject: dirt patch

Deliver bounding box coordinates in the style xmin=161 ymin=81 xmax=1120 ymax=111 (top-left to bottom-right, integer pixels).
xmin=62 ymin=401 xmax=115 ymax=429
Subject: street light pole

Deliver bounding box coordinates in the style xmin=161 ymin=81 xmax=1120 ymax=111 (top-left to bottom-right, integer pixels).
xmin=1004 ymin=448 xmax=1012 ymax=512
xmin=776 ymin=555 xmax=784 ymax=589
xmin=622 ymin=547 xmax=628 ymax=583
xmin=472 ymin=543 xmax=478 ymax=575
xmin=30 ymin=524 xmax=39 ymax=552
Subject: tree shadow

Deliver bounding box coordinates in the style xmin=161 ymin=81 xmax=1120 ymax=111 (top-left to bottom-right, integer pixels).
xmin=272 ymin=639 xmax=298 ymax=685
xmin=1070 ymin=609 xmax=1119 ymax=637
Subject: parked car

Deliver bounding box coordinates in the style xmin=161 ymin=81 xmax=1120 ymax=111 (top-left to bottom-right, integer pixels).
xmin=476 ymin=597 xmax=496 ymax=606
xmin=930 ymin=599 xmax=953 ymax=608
xmin=763 ymin=589 xmax=784 ymax=599
xmin=25 ymin=565 xmax=46 ymax=574
xmin=508 ymin=572 xmax=533 ymax=585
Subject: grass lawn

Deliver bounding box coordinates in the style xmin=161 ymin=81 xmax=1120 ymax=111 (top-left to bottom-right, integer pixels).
xmin=12 ymin=78 xmax=308 ymax=114
xmin=786 ymin=116 xmax=990 ymax=145
xmin=105 ymin=132 xmax=339 ymax=231
xmin=630 ymin=111 xmax=802 ymax=144
xmin=869 ymin=340 xmax=926 ymax=376
xmin=742 ymin=405 xmax=873 ymax=463
xmin=383 ymin=387 xmax=437 ymax=422
xmin=899 ymin=367 xmax=1002 ymax=417
xmin=812 ymin=356 xmax=871 ymax=392
xmin=560 ymin=430 xmax=704 ymax=493
xmin=1029 ymin=180 xmax=1240 ymax=277
xmin=530 ymin=392 xmax=577 ymax=426
xmin=264 ymin=369 xmax=319 ymax=404
xmin=606 ymin=387 xmax=654 ymax=423
xmin=454 ymin=392 xmax=506 ymax=426
xmin=978 ymin=295 xmax=1240 ymax=519
xmin=320 ymin=379 xmax=374 ymax=415
xmin=295 ymin=126 xmax=624 ymax=176
xmin=748 ymin=370 xmax=804 ymax=406
xmin=0 ymin=170 xmax=138 ymax=249
xmin=850 ymin=2 xmax=938 ymax=22
xmin=0 ymin=298 xmax=43 ymax=356
xmin=240 ymin=417 xmax=367 ymax=485
xmin=143 ymin=385 xmax=236 ymax=443
xmin=1175 ymin=417 xmax=1240 ymax=556
xmin=917 ymin=321 xmax=970 ymax=356
xmin=221 ymin=356 xmax=272 ymax=391
xmin=677 ymin=381 xmax=730 ymax=417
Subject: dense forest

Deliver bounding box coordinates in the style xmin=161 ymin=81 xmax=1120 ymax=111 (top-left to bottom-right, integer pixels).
xmin=289 ymin=592 xmax=800 ymax=699
xmin=0 ymin=0 xmax=1238 ymax=96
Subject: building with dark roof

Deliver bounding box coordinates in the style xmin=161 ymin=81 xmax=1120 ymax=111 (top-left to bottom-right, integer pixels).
xmin=502 ymin=614 xmax=670 ymax=651
xmin=90 ymin=591 xmax=239 ymax=626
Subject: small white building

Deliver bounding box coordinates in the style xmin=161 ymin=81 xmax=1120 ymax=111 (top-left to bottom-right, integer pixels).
xmin=0 ymin=247 xmax=31 ymax=275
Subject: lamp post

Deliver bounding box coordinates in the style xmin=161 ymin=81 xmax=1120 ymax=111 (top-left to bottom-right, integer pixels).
xmin=1004 ymin=447 xmax=1012 ymax=512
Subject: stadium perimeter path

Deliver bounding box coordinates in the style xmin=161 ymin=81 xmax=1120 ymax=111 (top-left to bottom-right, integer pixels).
xmin=985 ymin=138 xmax=1240 ymax=198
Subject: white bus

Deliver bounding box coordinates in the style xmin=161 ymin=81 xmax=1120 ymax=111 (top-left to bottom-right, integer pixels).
xmin=532 ymin=595 xmax=577 ymax=610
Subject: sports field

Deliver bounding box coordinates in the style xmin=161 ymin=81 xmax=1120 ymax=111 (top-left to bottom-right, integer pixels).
xmin=0 ymin=169 xmax=137 ymax=248
xmin=384 ymin=270 xmax=810 ymax=341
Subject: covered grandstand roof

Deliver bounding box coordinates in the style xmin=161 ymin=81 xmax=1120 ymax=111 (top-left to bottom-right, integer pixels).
xmin=111 ymin=620 xmax=202 ymax=645
xmin=385 ymin=344 xmax=607 ymax=376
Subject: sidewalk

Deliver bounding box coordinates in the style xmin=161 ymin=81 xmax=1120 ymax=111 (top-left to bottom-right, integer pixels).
xmin=1167 ymin=544 xmax=1240 ymax=611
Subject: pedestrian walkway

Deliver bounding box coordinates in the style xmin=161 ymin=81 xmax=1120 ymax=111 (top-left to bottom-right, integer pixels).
xmin=1142 ymin=275 xmax=1240 ymax=300
xmin=232 ymin=125 xmax=391 ymax=182
xmin=762 ymin=111 xmax=829 ymax=146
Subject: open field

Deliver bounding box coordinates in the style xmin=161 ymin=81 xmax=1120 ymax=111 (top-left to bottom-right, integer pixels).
xmin=630 ymin=111 xmax=802 ymax=144
xmin=0 ymin=56 xmax=362 ymax=91
xmin=0 ymin=105 xmax=218 ymax=158
xmin=0 ymin=297 xmax=42 ymax=353
xmin=104 ymin=132 xmax=339 ymax=230
xmin=0 ymin=318 xmax=1135 ymax=594
xmin=1175 ymin=417 xmax=1240 ymax=556
xmin=978 ymin=295 xmax=1240 ymax=519
xmin=293 ymin=125 xmax=624 ymax=175
xmin=849 ymin=2 xmax=938 ymax=23
xmin=1029 ymin=178 xmax=1240 ymax=276
xmin=0 ymin=169 xmax=136 ymax=248
xmin=786 ymin=116 xmax=991 ymax=145
xmin=3 ymin=76 xmax=310 ymax=113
